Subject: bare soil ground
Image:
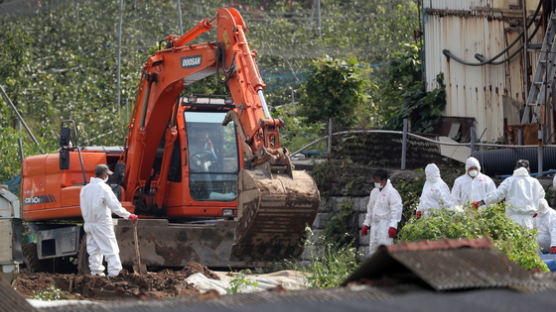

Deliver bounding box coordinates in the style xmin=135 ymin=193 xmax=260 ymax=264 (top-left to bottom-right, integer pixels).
xmin=13 ymin=262 xmax=220 ymax=300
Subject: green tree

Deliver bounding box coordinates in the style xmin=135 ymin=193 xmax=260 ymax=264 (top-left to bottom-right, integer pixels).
xmin=299 ymin=57 xmax=367 ymax=129
xmin=377 ymin=43 xmax=446 ymax=133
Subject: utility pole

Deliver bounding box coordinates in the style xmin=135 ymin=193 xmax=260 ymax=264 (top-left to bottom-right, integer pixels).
xmin=317 ymin=0 xmax=321 ymax=38
xmin=116 ymin=0 xmax=124 ymax=120
xmin=177 ymin=0 xmax=184 ymax=34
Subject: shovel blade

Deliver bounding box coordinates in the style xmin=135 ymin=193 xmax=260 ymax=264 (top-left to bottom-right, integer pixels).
xmin=133 ymin=263 xmax=147 ymax=275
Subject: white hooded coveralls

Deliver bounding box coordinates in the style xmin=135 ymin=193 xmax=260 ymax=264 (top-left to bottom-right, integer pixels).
xmin=486 ymin=167 xmax=544 ymax=230
xmin=534 ymin=199 xmax=556 ymax=253
xmin=363 ymin=180 xmax=403 ymax=255
xmin=418 ymin=164 xmax=452 ymax=216
xmin=80 ymin=177 xmax=131 ymax=276
xmin=451 ymin=157 xmax=496 ymax=206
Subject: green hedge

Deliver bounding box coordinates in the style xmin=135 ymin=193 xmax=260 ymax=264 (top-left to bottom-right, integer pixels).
xmin=397 ymin=204 xmax=548 ymax=272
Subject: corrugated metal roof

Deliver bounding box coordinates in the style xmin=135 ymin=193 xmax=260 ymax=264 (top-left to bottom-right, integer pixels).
xmin=423 ymin=0 xmax=493 ymax=11
xmin=390 ymin=248 xmax=532 ymax=290
xmin=0 ymin=279 xmax=37 ymax=312
xmin=342 ymin=238 xmax=549 ymax=291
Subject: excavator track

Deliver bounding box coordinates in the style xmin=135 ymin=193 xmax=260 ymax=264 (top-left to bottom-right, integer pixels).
xmin=232 ymin=169 xmax=320 ymax=261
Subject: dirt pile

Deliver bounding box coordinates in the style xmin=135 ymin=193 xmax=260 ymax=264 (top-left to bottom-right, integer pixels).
xmin=182 ymin=261 xmax=220 ymax=280
xmin=14 ymin=262 xmax=219 ymax=300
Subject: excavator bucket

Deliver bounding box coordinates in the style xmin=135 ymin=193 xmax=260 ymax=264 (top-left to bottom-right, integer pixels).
xmin=231 ymin=168 xmax=320 ymax=261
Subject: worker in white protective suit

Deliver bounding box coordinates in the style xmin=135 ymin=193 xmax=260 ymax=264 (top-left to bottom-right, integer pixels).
xmin=451 ymin=157 xmax=496 ymax=208
xmin=535 ymin=199 xmax=556 ymax=254
xmin=80 ymin=164 xmax=138 ymax=276
xmin=361 ymin=169 xmax=403 ymax=255
xmin=416 ymin=163 xmax=452 ymax=219
xmin=484 ymin=159 xmax=544 ymax=230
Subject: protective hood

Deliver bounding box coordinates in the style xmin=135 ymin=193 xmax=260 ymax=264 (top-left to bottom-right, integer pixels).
xmin=465 ymin=157 xmax=481 ymax=171
xmin=538 ymin=198 xmax=550 ymax=215
xmin=425 ymin=163 xmax=441 ymax=183
xmin=513 ymin=167 xmax=530 ymax=177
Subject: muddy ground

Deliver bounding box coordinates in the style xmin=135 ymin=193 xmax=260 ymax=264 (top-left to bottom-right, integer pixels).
xmin=13 ymin=262 xmax=221 ymax=300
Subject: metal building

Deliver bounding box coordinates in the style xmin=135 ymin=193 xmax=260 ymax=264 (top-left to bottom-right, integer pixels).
xmin=423 ymin=0 xmax=543 ymax=141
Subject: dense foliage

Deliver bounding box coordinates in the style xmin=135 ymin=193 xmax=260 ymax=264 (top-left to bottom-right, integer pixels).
xmin=380 ymin=43 xmax=446 ymax=133
xmin=0 ymin=0 xmax=422 ymax=181
xmin=299 ymin=57 xmax=367 ymax=128
xmin=398 ymin=204 xmax=549 ymax=272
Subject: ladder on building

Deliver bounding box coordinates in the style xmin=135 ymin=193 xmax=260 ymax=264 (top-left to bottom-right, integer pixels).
xmin=521 ymin=12 xmax=556 ymax=124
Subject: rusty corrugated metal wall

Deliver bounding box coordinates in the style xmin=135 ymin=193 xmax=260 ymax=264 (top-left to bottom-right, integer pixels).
xmin=423 ymin=0 xmax=494 ymax=10
xmin=424 ymin=0 xmax=542 ymax=141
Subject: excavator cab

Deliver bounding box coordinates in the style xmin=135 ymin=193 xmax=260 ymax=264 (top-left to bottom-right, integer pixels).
xmin=184 ymin=109 xmax=239 ymax=202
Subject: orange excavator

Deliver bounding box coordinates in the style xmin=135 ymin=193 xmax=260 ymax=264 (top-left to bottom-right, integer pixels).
xmin=20 ymin=8 xmax=319 ymax=271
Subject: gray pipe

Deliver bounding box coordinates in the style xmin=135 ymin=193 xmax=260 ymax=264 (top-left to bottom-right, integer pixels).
xmin=472 ymin=147 xmax=556 ymax=176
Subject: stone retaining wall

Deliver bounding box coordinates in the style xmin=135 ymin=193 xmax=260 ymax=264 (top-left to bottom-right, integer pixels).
xmin=302 ymin=196 xmax=370 ymax=260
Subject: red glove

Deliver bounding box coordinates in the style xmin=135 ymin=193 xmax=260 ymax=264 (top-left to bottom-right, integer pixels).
xmin=416 ymin=211 xmax=422 ymax=220
xmin=361 ymin=225 xmax=369 ymax=236
xmin=471 ymin=200 xmax=485 ymax=209
xmin=551 ymin=246 xmax=556 ymax=254
xmin=129 ymin=214 xmax=138 ymax=222
xmin=533 ymin=213 xmax=538 ymax=218
xmin=388 ymin=227 xmax=397 ymax=238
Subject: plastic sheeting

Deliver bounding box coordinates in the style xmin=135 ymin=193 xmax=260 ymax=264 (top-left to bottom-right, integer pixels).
xmin=186 ymin=270 xmax=309 ymax=295
xmin=540 ymin=254 xmax=556 ymax=272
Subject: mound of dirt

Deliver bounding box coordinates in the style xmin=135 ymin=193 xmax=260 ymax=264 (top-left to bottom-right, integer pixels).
xmin=14 ymin=269 xmax=201 ymax=300
xmin=183 ymin=262 xmax=220 ymax=280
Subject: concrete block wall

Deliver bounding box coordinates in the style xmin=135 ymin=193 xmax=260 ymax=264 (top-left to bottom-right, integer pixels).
xmin=302 ymin=196 xmax=370 ymax=261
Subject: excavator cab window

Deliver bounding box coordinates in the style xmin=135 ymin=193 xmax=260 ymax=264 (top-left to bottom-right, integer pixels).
xmin=185 ymin=111 xmax=238 ymax=201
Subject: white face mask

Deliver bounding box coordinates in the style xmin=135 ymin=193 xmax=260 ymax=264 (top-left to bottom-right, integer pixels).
xmin=374 ymin=182 xmax=382 ymax=189
xmin=468 ymin=169 xmax=479 ymax=178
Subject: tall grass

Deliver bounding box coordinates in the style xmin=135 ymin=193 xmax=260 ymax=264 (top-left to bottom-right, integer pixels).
xmin=287 ymin=227 xmax=361 ymax=288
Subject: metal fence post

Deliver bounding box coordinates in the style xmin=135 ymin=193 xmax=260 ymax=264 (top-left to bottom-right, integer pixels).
xmin=17 ymin=120 xmax=23 ymax=164
xmin=327 ymin=117 xmax=332 ymax=159
xmin=401 ymin=118 xmax=408 ymax=170
xmin=470 ymin=126 xmax=476 ymax=154
xmin=538 ymin=127 xmax=543 ymax=177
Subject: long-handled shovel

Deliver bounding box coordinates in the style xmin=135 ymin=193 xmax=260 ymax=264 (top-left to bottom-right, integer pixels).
xmin=132 ymin=220 xmax=147 ymax=275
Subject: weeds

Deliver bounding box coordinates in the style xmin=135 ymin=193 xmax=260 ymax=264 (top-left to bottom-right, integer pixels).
xmin=226 ymin=270 xmax=258 ymax=294
xmin=31 ymin=285 xmax=71 ymax=301
xmin=288 ymin=227 xmax=360 ymax=288
xmin=323 ymin=200 xmax=355 ymax=247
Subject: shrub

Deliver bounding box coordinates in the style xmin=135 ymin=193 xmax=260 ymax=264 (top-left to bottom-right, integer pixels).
xmin=290 ymin=228 xmax=361 ymax=288
xmin=397 ymin=204 xmax=548 ymax=272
